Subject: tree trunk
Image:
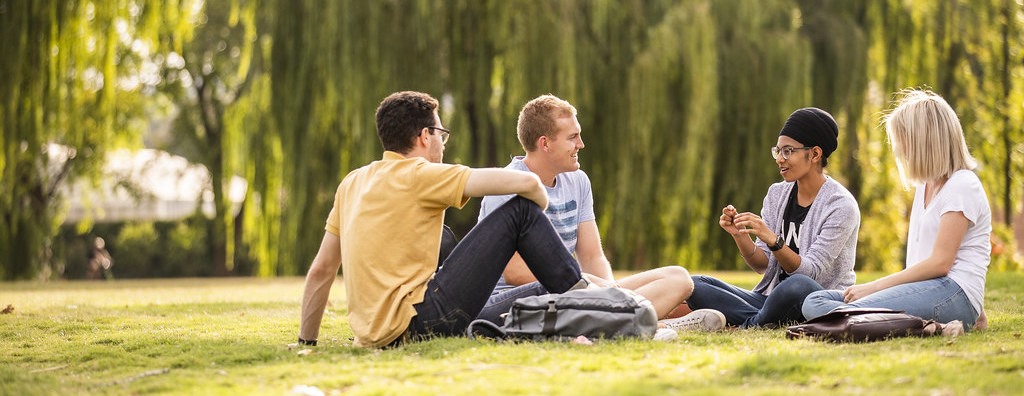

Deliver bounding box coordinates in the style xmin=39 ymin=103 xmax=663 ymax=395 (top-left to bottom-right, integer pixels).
xmin=1001 ymin=0 xmax=1013 ymax=226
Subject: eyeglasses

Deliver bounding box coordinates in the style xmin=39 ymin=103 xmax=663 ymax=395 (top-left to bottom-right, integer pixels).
xmin=425 ymin=126 xmax=450 ymax=144
xmin=771 ymin=146 xmax=813 ymax=160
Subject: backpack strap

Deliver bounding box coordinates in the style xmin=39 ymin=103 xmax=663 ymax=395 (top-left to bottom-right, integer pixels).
xmin=466 ymin=319 xmax=506 ymax=340
xmin=542 ymin=298 xmax=558 ymax=334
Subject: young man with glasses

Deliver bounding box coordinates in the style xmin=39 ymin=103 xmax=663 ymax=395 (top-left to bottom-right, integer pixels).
xmin=473 ymin=95 xmax=723 ymax=333
xmin=297 ymin=91 xmax=587 ymax=348
xmin=683 ymin=107 xmax=861 ymax=328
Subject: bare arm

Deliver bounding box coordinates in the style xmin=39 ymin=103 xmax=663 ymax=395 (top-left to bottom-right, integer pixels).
xmin=464 ymin=168 xmax=548 ymax=210
xmin=575 ymin=220 xmax=614 ymax=280
xmin=502 ymin=253 xmax=536 ymax=286
xmin=298 ymin=232 xmax=342 ymax=342
xmin=844 ymin=212 xmax=969 ymax=302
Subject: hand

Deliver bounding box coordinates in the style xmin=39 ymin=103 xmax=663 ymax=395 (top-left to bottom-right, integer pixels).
xmin=732 ymin=212 xmax=774 ymax=243
xmin=719 ymin=205 xmax=743 ymax=236
xmin=842 ymin=282 xmax=879 ymax=303
xmin=582 ymin=273 xmax=616 ymax=288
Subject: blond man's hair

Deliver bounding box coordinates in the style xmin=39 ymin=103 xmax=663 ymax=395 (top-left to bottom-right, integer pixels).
xmin=883 ymin=89 xmax=977 ymax=188
xmin=517 ymin=95 xmax=577 ymax=152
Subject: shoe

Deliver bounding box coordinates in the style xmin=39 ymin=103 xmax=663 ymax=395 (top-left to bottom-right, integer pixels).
xmin=941 ymin=320 xmax=965 ymax=337
xmin=653 ymin=328 xmax=678 ymax=342
xmin=568 ymin=278 xmax=591 ymax=291
xmin=660 ymin=309 xmax=727 ymax=332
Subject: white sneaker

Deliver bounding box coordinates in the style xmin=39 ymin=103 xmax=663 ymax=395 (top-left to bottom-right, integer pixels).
xmin=660 ymin=309 xmax=727 ymax=332
xmin=653 ymin=328 xmax=678 ymax=342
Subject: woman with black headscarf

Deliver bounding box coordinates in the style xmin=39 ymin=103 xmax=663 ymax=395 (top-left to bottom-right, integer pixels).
xmin=664 ymin=107 xmax=861 ymax=331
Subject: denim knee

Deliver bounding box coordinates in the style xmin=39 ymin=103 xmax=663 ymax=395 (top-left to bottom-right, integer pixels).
xmin=505 ymin=195 xmax=542 ymax=213
xmin=801 ymin=289 xmax=844 ymax=320
xmin=776 ymin=274 xmax=822 ymax=297
xmin=692 ymin=275 xmax=716 ymax=286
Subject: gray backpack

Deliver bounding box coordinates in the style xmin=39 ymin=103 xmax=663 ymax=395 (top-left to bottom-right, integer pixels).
xmin=466 ymin=287 xmax=658 ymax=341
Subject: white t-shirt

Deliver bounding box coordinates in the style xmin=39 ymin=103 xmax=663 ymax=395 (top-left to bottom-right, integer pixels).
xmin=906 ymin=169 xmax=991 ymax=314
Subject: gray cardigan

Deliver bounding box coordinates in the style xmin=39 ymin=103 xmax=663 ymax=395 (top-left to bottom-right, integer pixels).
xmin=751 ymin=177 xmax=860 ymax=295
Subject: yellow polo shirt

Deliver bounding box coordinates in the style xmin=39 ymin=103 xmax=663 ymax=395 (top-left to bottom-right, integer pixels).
xmin=325 ymin=151 xmax=471 ymax=347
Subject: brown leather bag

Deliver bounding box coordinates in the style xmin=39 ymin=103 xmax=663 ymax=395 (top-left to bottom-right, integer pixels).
xmin=786 ymin=308 xmax=952 ymax=342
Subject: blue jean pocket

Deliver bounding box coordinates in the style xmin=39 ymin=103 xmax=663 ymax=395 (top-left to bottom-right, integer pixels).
xmin=933 ymin=288 xmax=974 ymax=328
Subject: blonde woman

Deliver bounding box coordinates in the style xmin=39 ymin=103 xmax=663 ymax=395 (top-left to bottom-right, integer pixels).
xmin=802 ymin=90 xmax=991 ymax=331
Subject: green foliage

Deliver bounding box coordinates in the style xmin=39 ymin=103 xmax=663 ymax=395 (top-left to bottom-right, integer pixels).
xmin=4 ymin=0 xmax=1024 ymax=277
xmin=115 ymin=218 xmax=217 ymax=278
xmin=52 ymin=216 xmax=258 ymax=279
xmin=146 ymin=0 xmax=264 ymax=275
xmin=990 ymin=223 xmax=1023 ymax=271
xmin=2 ymin=272 xmax=1023 ymax=394
xmin=254 ymin=0 xmax=1024 ymax=274
xmin=114 ymin=222 xmax=162 ymax=277
xmin=0 ymin=0 xmax=189 ymax=279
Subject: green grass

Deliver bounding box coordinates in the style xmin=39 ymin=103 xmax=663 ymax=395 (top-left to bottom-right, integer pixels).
xmin=2 ymin=272 xmax=1023 ymax=395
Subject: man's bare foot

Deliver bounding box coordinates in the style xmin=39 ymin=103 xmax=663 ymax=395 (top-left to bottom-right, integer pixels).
xmin=974 ymin=309 xmax=988 ymax=331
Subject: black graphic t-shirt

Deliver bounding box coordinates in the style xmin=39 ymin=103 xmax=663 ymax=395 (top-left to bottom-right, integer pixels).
xmin=778 ymin=183 xmax=810 ymax=282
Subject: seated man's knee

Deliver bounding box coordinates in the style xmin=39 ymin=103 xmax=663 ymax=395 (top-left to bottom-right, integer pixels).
xmin=496 ymin=195 xmax=543 ymax=216
xmin=507 ymin=195 xmax=538 ymax=209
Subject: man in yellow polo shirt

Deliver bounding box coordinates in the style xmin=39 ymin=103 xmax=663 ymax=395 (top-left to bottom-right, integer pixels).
xmin=297 ymin=91 xmax=587 ymax=348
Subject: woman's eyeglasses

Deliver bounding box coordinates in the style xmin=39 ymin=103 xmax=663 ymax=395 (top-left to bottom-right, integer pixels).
xmin=771 ymin=146 xmax=813 ymax=160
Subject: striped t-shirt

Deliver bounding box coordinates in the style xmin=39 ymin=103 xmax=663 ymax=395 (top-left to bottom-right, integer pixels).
xmin=478 ymin=156 xmax=595 ymax=288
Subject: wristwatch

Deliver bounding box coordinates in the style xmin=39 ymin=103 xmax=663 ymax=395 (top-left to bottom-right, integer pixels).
xmin=768 ymin=234 xmax=785 ymax=251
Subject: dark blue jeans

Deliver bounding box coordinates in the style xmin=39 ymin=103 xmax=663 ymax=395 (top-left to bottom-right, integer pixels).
xmin=405 ymin=196 xmax=582 ymax=340
xmin=686 ymin=274 xmax=823 ymax=328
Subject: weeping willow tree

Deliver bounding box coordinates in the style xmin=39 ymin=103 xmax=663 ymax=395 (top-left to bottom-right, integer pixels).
xmin=6 ymin=0 xmax=1022 ymax=279
xmin=0 ymin=0 xmax=192 ymax=280
xmin=590 ymin=0 xmax=719 ymax=270
xmin=697 ymin=0 xmax=812 ymax=270
xmin=257 ymin=0 xmax=448 ymax=275
xmin=149 ymin=0 xmax=264 ymax=275
xmin=255 ymin=0 xmax=1024 ymax=275
xmin=842 ymin=0 xmax=1024 ymax=271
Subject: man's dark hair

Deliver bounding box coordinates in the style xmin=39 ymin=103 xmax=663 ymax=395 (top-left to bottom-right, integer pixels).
xmin=375 ymin=91 xmax=439 ymax=153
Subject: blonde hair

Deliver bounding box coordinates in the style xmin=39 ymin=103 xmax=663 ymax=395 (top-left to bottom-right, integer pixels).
xmin=517 ymin=95 xmax=577 ymax=152
xmin=883 ymin=89 xmax=976 ymax=188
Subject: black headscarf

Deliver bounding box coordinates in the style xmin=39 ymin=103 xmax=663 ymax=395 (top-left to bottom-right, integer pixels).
xmin=779 ymin=107 xmax=839 ymax=159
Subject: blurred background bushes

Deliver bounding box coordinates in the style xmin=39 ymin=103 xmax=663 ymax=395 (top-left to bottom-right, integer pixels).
xmin=2 ymin=0 xmax=1023 ymax=279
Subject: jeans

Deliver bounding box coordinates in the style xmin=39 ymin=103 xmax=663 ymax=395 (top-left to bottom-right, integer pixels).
xmin=405 ymin=196 xmax=582 ymax=340
xmin=475 ymin=281 xmax=549 ymax=325
xmin=801 ymin=276 xmax=978 ymax=330
xmin=686 ymin=274 xmax=823 ymax=328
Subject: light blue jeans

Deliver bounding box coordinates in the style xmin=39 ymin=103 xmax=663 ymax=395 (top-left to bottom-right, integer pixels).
xmin=801 ymin=276 xmax=978 ymax=331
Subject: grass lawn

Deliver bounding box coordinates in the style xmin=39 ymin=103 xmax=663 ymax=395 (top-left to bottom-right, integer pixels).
xmin=2 ymin=271 xmax=1023 ymax=395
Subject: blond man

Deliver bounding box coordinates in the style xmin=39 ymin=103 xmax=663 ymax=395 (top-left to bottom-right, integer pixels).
xmin=475 ymin=95 xmax=720 ymax=331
